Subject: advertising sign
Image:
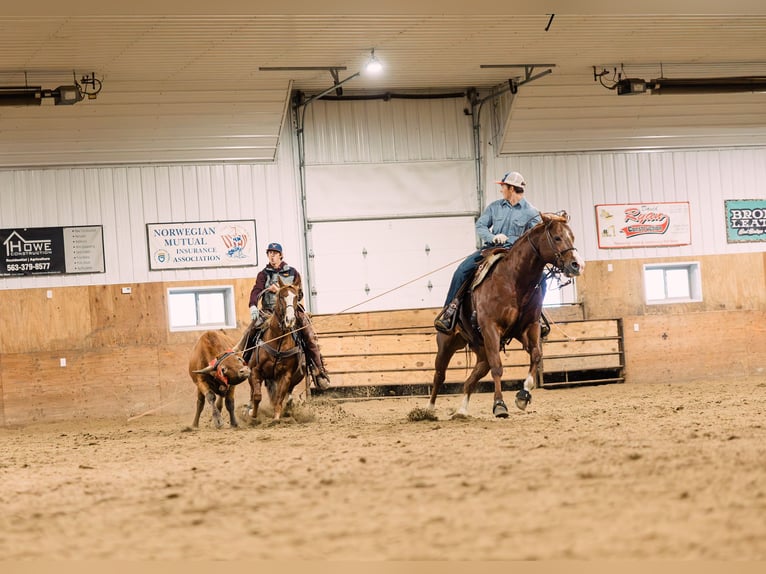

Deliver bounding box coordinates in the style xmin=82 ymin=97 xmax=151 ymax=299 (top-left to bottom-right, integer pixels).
xmin=146 ymin=219 xmax=258 ymax=270
xmin=595 ymin=202 xmax=691 ymax=249
xmin=1 ymin=225 xmax=105 ymax=276
xmin=724 ymin=199 xmax=766 ymax=243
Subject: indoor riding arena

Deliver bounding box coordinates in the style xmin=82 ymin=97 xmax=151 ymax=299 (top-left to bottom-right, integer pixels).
xmin=1 ymin=4 xmax=765 ymax=563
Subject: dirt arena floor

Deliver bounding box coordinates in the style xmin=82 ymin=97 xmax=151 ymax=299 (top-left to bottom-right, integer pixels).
xmin=1 ymin=376 xmax=765 ymax=561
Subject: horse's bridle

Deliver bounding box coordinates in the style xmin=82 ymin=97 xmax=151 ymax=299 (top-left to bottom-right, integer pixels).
xmin=526 ymin=219 xmax=577 ymax=272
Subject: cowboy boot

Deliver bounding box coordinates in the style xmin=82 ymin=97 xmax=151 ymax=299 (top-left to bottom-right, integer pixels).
xmin=434 ymin=300 xmax=458 ymax=333
xmin=311 ymin=363 xmax=332 ymax=391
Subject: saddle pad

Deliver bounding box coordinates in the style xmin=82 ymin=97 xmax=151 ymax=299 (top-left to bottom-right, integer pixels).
xmin=470 ymin=251 xmax=507 ymax=291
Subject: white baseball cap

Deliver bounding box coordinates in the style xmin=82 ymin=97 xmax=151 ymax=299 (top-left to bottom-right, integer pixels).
xmin=495 ymin=171 xmax=526 ymax=189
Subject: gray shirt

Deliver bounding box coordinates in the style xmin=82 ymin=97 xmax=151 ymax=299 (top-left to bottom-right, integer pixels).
xmin=476 ymin=197 xmax=542 ymax=247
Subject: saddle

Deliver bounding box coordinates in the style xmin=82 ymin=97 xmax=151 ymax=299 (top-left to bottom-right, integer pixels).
xmin=470 ymin=247 xmax=509 ymax=291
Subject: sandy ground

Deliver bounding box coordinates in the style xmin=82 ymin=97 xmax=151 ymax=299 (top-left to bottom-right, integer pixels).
xmin=0 ymin=377 xmax=765 ymax=561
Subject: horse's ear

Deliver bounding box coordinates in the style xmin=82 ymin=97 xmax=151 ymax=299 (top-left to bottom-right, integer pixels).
xmin=540 ymin=212 xmax=553 ymax=224
xmin=277 ymin=276 xmax=285 ymax=287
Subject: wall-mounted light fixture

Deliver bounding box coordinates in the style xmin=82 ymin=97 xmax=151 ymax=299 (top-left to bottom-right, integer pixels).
xmin=595 ymin=66 xmax=766 ymax=95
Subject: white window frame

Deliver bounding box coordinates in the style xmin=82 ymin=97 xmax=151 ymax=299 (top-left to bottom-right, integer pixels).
xmin=167 ymin=285 xmax=237 ymax=332
xmin=543 ymin=269 xmax=578 ymax=307
xmin=643 ymin=262 xmax=702 ymax=305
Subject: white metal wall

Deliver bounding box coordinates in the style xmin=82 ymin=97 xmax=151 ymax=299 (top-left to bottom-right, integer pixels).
xmin=301 ymin=97 xmax=480 ymax=313
xmin=0 ymin=121 xmax=303 ymax=291
xmin=3 ymin=95 xmax=765 ymax=316
xmin=485 ymin=147 xmax=766 ymax=262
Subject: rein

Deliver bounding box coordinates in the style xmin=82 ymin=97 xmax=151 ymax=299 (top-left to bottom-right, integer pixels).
xmin=254 ymin=287 xmax=303 ymax=367
xmin=526 ymin=220 xmax=577 ymax=272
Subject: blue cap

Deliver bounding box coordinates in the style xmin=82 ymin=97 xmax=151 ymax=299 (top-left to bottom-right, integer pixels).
xmin=266 ymin=242 xmax=283 ymax=254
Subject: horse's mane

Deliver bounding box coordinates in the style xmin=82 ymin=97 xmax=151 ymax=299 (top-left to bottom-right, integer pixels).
xmin=506 ymin=210 xmax=570 ymax=254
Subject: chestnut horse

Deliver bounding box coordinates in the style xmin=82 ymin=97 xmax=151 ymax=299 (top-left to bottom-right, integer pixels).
xmin=428 ymin=212 xmax=584 ymax=418
xmin=247 ymin=281 xmax=307 ymax=421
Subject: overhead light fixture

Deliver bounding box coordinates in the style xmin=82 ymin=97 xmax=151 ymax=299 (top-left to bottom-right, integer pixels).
xmin=595 ymin=67 xmax=766 ymax=95
xmin=53 ymin=84 xmax=83 ymax=105
xmin=648 ymin=76 xmax=766 ymax=94
xmin=0 ymin=86 xmax=43 ymax=106
xmin=615 ymin=78 xmax=647 ymax=95
xmin=0 ymin=73 xmax=101 ymax=107
xmin=364 ymin=49 xmax=383 ymax=75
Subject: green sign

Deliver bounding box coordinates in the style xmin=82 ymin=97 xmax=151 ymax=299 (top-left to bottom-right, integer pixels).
xmin=725 ymin=199 xmax=766 ymax=243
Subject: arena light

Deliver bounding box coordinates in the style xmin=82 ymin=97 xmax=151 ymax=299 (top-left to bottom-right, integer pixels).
xmin=0 ymin=86 xmax=43 ymax=106
xmin=595 ymin=67 xmax=766 ymax=95
xmin=0 ymin=83 xmax=85 ymax=106
xmin=364 ymin=49 xmax=383 ymax=75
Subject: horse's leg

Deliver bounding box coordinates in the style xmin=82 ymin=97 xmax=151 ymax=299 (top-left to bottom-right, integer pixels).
xmin=516 ymin=334 xmax=542 ymax=411
xmin=224 ymin=387 xmax=238 ymax=428
xmin=248 ymin=370 xmax=263 ymax=421
xmin=428 ymin=332 xmax=466 ymax=411
xmin=272 ymin=375 xmax=288 ymax=421
xmin=453 ymin=356 xmax=490 ymax=417
xmin=481 ymin=328 xmax=509 ymax=418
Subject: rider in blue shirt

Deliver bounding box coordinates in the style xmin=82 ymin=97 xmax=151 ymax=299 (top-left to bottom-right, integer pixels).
xmin=434 ymin=171 xmax=542 ymax=333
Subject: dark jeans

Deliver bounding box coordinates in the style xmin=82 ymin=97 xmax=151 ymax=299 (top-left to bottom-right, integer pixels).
xmin=444 ymin=249 xmax=485 ymax=305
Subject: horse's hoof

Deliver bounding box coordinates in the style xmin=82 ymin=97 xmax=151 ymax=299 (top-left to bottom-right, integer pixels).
xmin=515 ymin=390 xmax=532 ymax=411
xmin=493 ymin=399 xmax=509 ymax=418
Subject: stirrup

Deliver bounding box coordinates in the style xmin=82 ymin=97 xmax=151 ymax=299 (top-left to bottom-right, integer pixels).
xmin=434 ymin=309 xmax=456 ymax=333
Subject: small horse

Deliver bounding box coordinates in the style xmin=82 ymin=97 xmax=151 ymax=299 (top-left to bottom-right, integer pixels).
xmin=429 ymin=211 xmax=585 ymax=418
xmin=247 ymin=280 xmax=307 ymax=421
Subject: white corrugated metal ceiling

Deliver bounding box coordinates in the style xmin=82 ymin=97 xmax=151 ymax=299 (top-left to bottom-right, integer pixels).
xmin=1 ymin=2 xmax=765 ymax=166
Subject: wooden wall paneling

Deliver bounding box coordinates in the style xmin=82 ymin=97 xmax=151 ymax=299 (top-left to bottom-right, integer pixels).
xmin=0 ymin=288 xmax=91 ymax=354
xmin=622 ymin=310 xmax=762 ymax=384
xmin=88 ymin=283 xmax=166 ymax=347
xmin=157 ymin=343 xmax=198 ymax=418
xmin=3 ymin=351 xmax=87 ymax=425
xmin=0 ymin=353 xmax=5 ymax=427
xmin=313 ymin=308 xmax=438 ymax=334
xmin=701 ymin=253 xmax=766 ymax=311
xmin=2 ymin=346 xmax=164 ymax=425
xmin=578 ymin=260 xmax=645 ymax=319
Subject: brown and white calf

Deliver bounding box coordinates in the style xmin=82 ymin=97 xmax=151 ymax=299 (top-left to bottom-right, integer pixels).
xmin=189 ymin=330 xmax=251 ymax=429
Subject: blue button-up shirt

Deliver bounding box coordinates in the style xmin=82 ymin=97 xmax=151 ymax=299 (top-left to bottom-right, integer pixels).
xmin=476 ymin=197 xmax=541 ymax=247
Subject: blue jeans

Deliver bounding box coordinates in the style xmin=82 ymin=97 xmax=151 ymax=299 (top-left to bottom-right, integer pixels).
xmin=443 ymin=250 xmax=485 ymax=306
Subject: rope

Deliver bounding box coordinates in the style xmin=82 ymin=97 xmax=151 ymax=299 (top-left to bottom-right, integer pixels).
xmin=238 ymin=252 xmax=472 ymax=353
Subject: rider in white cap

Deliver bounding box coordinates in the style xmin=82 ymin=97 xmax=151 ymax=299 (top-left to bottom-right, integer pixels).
xmin=434 ymin=171 xmax=542 ymax=333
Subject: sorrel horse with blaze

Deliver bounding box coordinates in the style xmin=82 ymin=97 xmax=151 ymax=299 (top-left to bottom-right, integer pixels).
xmin=247 ymin=280 xmax=306 ymax=421
xmin=429 ymin=212 xmax=585 ymax=418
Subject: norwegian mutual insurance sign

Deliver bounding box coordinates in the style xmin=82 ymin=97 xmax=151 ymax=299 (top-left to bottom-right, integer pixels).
xmin=595 ymin=202 xmax=691 ymax=249
xmin=725 ymin=199 xmax=766 ymax=243
xmin=146 ymin=219 xmax=258 ymax=271
xmin=1 ymin=226 xmax=105 ymax=277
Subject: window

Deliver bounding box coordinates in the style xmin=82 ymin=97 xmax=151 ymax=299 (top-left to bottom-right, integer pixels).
xmin=543 ymin=270 xmax=578 ymax=307
xmin=643 ymin=262 xmax=702 ymax=304
xmin=167 ymin=286 xmax=237 ymax=331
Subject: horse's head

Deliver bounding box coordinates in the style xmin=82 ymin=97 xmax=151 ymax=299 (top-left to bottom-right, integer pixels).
xmin=531 ymin=211 xmax=585 ymax=277
xmin=272 ymin=279 xmax=300 ymax=331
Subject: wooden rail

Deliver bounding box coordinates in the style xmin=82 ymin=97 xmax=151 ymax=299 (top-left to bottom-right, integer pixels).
xmin=310 ymin=308 xmax=624 ymax=397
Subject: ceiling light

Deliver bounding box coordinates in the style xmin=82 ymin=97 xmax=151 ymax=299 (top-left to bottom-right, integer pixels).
xmin=595 ymin=67 xmax=766 ymax=95
xmin=53 ymin=84 xmax=83 ymax=105
xmin=0 ymin=86 xmax=43 ymax=106
xmin=364 ymin=49 xmax=383 ymax=75
xmin=648 ymin=76 xmax=766 ymax=94
xmin=615 ymin=78 xmax=647 ymax=95
xmin=0 ymin=73 xmax=100 ymax=107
